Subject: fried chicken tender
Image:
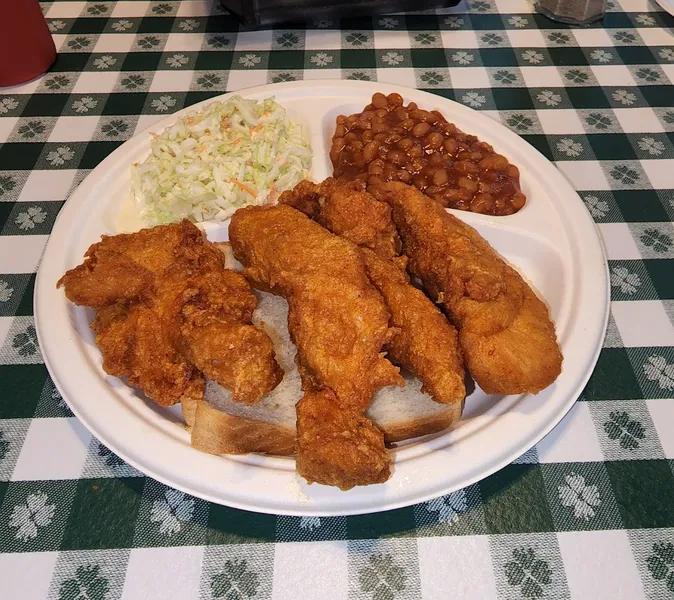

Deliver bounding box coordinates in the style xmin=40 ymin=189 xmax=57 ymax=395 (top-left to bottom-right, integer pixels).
xmin=279 ymin=177 xmax=401 ymax=260
xmin=92 ymin=303 xmax=202 ymax=406
xmin=229 ymin=204 xmax=401 ymax=488
xmin=360 ymin=248 xmax=466 ymax=405
xmin=84 ymin=218 xmax=212 ymax=273
xmin=230 ymin=204 xmax=401 ymax=409
xmin=296 ymin=387 xmax=390 ymax=490
xmin=280 ymin=178 xmax=465 ymax=405
xmin=59 ymin=220 xmax=282 ymax=407
xmin=58 ymin=249 xmax=154 ymax=307
xmin=373 ymin=182 xmax=563 ymax=395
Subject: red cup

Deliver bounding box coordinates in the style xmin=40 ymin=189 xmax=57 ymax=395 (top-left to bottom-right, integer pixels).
xmin=0 ymin=0 xmax=57 ymax=87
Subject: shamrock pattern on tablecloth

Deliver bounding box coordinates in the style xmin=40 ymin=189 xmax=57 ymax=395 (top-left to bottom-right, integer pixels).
xmin=610 ymin=165 xmax=640 ymax=185
xmin=444 ymin=16 xmax=464 ymax=28
xmin=271 ymin=72 xmax=297 ymax=83
xmin=610 ymin=266 xmax=641 ymax=294
xmin=493 ymin=70 xmax=517 ymax=85
xmin=207 ymin=35 xmax=230 ymax=48
xmin=420 ymin=71 xmax=446 ymax=86
xmin=151 ymin=96 xmax=177 ymax=112
xmin=613 ymin=90 xmax=637 ymax=105
xmin=150 ymin=489 xmax=195 ymax=536
xmin=508 ymin=16 xmax=528 ymax=27
xmin=166 ymin=54 xmax=189 ymax=68
xmin=634 ymin=67 xmax=661 ymax=83
xmin=0 ymin=97 xmax=19 ymax=114
xmin=73 ymin=97 xmax=98 ymax=113
xmin=452 ymin=51 xmax=474 ymax=65
xmin=347 ymin=72 xmax=372 ymax=81
xmin=310 ymin=52 xmax=333 ymax=67
xmin=46 ymin=147 xmax=76 ymax=167
xmin=178 ymin=19 xmax=200 ymax=32
xmin=381 ymin=51 xmax=404 ymax=66
xmin=18 ymin=121 xmax=46 ymax=139
xmin=15 ymin=206 xmax=47 ymax=230
xmin=345 ymin=32 xmax=369 ymax=47
xmin=603 ymin=411 xmax=645 ymax=449
xmin=0 ymin=280 xmax=13 ymax=302
xmin=276 ymin=33 xmax=300 ymax=48
xmin=197 ymin=74 xmax=221 ymax=88
xmin=586 ymin=113 xmax=613 ymax=130
xmin=462 ymin=92 xmax=486 ymax=108
xmin=507 ymin=114 xmax=534 ymax=132
xmin=58 ymin=565 xmax=110 ymax=600
xmin=537 ymin=90 xmax=562 ymax=106
xmin=13 ymin=324 xmax=38 ymax=357
xmin=521 ymin=50 xmax=544 ymax=64
xmin=590 ymin=49 xmax=614 ymax=63
xmin=45 ymin=75 xmax=70 ymax=91
xmin=584 ymin=195 xmax=609 ymax=219
xmin=239 ymin=54 xmax=261 ymax=68
xmin=101 ymin=119 xmax=129 ymax=137
xmin=647 ymin=542 xmax=674 ymax=593
xmin=379 ymin=17 xmax=399 ymax=29
xmin=93 ymin=56 xmax=116 ymax=70
xmin=644 ymin=356 xmax=674 ymax=391
xmin=504 ymin=548 xmax=552 ymax=598
xmin=424 ymin=490 xmax=467 ymax=525
xmin=299 ymin=516 xmax=321 ymax=531
xmin=558 ymin=473 xmax=601 ymax=521
xmin=211 ymin=559 xmax=260 ymax=599
xmin=111 ymin=19 xmax=133 ymax=31
xmin=414 ymin=33 xmax=436 ymax=46
xmin=359 ymin=553 xmax=406 ymax=600
xmin=640 ymin=228 xmax=672 ymax=253
xmin=137 ymin=36 xmax=161 ymax=50
xmin=9 ymin=491 xmax=56 ymax=541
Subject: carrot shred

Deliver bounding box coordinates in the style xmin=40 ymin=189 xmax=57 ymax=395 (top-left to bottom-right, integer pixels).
xmin=229 ymin=178 xmax=256 ymax=196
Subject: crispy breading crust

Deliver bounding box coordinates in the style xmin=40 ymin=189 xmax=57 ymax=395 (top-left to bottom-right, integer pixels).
xmin=230 ymin=204 xmax=401 ymax=489
xmin=360 ymin=248 xmax=466 ymax=405
xmin=58 ymin=220 xmax=282 ymax=407
xmin=373 ymin=182 xmax=563 ymax=395
xmin=280 ymin=177 xmax=402 ymax=260
xmin=280 ymin=178 xmax=466 ymax=406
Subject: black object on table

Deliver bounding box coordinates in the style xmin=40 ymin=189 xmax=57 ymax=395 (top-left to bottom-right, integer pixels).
xmin=220 ymin=0 xmax=463 ymax=28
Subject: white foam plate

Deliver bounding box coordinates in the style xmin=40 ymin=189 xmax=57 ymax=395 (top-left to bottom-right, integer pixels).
xmin=35 ymin=80 xmax=609 ymax=516
xmin=654 ymin=0 xmax=674 ymax=17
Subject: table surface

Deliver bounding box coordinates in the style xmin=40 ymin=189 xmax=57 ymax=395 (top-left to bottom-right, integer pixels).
xmin=1 ymin=0 xmax=674 ymax=598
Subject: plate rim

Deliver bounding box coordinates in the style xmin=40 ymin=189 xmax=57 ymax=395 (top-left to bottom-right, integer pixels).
xmin=654 ymin=0 xmax=674 ymax=17
xmin=35 ymin=79 xmax=610 ymax=516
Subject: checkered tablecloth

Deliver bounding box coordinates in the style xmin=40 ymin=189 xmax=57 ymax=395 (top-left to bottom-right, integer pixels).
xmin=1 ymin=0 xmax=674 ymax=597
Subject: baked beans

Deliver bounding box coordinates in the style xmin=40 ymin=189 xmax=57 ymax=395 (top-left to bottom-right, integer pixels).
xmin=330 ymin=92 xmax=526 ymax=216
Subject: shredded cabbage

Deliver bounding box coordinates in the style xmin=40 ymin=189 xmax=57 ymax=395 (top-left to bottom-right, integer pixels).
xmin=131 ymin=96 xmax=312 ymax=225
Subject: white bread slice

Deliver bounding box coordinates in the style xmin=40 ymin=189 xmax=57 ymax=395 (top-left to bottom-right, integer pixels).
xmin=189 ymin=288 xmax=464 ymax=457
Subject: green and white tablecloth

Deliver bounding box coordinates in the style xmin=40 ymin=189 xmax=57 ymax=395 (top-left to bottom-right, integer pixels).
xmin=1 ymin=0 xmax=674 ymax=597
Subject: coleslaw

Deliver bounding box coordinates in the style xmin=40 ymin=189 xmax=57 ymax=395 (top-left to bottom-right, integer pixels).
xmin=131 ymin=96 xmax=312 ymax=225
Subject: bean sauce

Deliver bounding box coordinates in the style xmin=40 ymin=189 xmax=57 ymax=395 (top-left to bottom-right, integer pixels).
xmin=330 ymin=92 xmax=526 ymax=216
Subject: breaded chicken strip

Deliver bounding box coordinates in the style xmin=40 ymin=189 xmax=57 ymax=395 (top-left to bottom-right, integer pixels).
xmin=58 ymin=249 xmax=154 ymax=307
xmin=360 ymin=248 xmax=466 ymax=405
xmin=92 ymin=303 xmax=203 ymax=406
xmin=373 ymin=182 xmax=563 ymax=395
xmin=59 ymin=220 xmax=282 ymax=407
xmin=296 ymin=387 xmax=390 ymax=490
xmin=280 ymin=178 xmax=465 ymax=405
xmin=230 ymin=204 xmax=401 ymax=488
xmin=230 ymin=204 xmax=401 ymax=410
xmin=279 ymin=177 xmax=401 ymax=260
